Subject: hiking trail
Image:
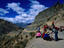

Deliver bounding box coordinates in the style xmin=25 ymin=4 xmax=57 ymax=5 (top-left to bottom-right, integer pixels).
xmin=25 ymin=31 xmax=64 ymax=48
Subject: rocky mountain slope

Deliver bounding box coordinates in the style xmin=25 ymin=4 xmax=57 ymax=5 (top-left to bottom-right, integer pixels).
xmin=0 ymin=19 xmax=23 ymax=34
xmin=25 ymin=4 xmax=64 ymax=48
xmin=0 ymin=19 xmax=35 ymax=48
xmin=0 ymin=19 xmax=27 ymax=48
xmin=24 ymin=4 xmax=64 ymax=32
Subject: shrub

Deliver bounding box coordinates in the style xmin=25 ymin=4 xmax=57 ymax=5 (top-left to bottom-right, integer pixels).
xmin=25 ymin=35 xmax=28 ymax=38
xmin=55 ymin=17 xmax=57 ymax=20
xmin=29 ymin=32 xmax=36 ymax=38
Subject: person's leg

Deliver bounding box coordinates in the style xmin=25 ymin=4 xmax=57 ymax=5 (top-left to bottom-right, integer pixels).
xmin=38 ymin=36 xmax=41 ymax=38
xmin=40 ymin=36 xmax=41 ymax=38
xmin=55 ymin=32 xmax=58 ymax=41
xmin=43 ymin=37 xmax=46 ymax=40
xmin=36 ymin=36 xmax=39 ymax=38
xmin=46 ymin=36 xmax=51 ymax=41
xmin=36 ymin=36 xmax=38 ymax=38
xmin=50 ymin=33 xmax=53 ymax=40
xmin=36 ymin=36 xmax=41 ymax=38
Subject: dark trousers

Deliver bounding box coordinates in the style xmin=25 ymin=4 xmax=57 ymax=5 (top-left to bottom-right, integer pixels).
xmin=55 ymin=32 xmax=58 ymax=41
xmin=36 ymin=36 xmax=41 ymax=38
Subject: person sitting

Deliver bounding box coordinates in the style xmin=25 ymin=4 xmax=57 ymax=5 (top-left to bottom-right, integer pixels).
xmin=42 ymin=29 xmax=51 ymax=41
xmin=36 ymin=31 xmax=41 ymax=38
xmin=43 ymin=24 xmax=48 ymax=30
xmin=42 ymin=29 xmax=46 ymax=38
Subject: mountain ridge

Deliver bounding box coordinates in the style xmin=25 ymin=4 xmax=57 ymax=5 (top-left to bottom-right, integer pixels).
xmin=0 ymin=19 xmax=24 ymax=34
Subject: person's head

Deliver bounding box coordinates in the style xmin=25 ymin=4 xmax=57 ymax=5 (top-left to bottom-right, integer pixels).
xmin=44 ymin=24 xmax=48 ymax=29
xmin=52 ymin=21 xmax=54 ymax=24
xmin=52 ymin=21 xmax=55 ymax=26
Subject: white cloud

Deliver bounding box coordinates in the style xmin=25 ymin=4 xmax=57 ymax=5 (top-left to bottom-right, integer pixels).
xmin=28 ymin=1 xmax=48 ymax=16
xmin=0 ymin=17 xmax=15 ymax=23
xmin=31 ymin=1 xmax=40 ymax=4
xmin=0 ymin=8 xmax=9 ymax=15
xmin=6 ymin=3 xmax=25 ymax=14
xmin=0 ymin=1 xmax=48 ymax=23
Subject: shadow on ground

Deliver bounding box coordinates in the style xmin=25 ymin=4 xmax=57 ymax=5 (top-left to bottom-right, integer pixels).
xmin=58 ymin=38 xmax=64 ymax=41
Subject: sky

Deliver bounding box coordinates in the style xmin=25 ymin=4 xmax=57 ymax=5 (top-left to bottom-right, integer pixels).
xmin=0 ymin=0 xmax=64 ymax=23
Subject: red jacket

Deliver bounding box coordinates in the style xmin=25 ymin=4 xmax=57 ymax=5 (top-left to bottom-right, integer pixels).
xmin=55 ymin=27 xmax=59 ymax=30
xmin=44 ymin=25 xmax=48 ymax=29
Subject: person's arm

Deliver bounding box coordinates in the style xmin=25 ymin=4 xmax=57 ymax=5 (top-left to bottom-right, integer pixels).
xmin=59 ymin=26 xmax=64 ymax=32
xmin=55 ymin=27 xmax=59 ymax=30
xmin=48 ymin=26 xmax=52 ymax=30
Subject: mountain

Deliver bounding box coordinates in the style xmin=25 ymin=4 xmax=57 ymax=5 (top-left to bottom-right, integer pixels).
xmin=0 ymin=19 xmax=24 ymax=34
xmin=16 ymin=23 xmax=31 ymax=28
xmin=24 ymin=4 xmax=64 ymax=31
xmin=0 ymin=19 xmax=33 ymax=48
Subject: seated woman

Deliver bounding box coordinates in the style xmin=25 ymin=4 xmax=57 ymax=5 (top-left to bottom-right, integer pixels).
xmin=36 ymin=31 xmax=41 ymax=38
xmin=42 ymin=29 xmax=51 ymax=41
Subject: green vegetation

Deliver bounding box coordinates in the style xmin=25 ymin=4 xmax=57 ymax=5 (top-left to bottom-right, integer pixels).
xmin=29 ymin=32 xmax=36 ymax=39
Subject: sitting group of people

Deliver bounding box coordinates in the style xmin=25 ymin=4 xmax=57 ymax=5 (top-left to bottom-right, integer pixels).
xmin=36 ymin=21 xmax=63 ymax=41
xmin=36 ymin=28 xmax=52 ymax=41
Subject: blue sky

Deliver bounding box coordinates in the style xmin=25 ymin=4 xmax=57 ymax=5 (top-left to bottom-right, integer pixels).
xmin=0 ymin=0 xmax=64 ymax=23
